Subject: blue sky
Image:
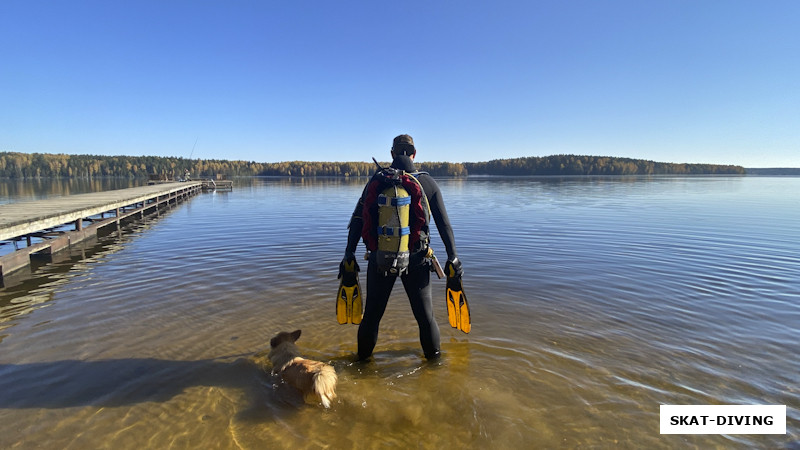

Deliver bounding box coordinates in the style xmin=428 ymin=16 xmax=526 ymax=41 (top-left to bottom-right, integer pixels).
xmin=2 ymin=1 xmax=798 ymax=167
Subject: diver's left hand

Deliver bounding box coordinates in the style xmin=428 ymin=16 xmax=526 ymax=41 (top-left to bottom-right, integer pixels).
xmin=338 ymin=251 xmax=360 ymax=278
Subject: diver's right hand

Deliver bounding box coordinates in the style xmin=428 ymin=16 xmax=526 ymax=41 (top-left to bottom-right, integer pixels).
xmin=445 ymin=257 xmax=463 ymax=278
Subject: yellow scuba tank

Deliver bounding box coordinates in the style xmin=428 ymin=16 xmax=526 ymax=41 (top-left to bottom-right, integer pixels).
xmin=375 ymin=179 xmax=411 ymax=275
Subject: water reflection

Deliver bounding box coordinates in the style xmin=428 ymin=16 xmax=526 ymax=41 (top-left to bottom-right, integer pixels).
xmin=0 ymin=208 xmax=181 ymax=344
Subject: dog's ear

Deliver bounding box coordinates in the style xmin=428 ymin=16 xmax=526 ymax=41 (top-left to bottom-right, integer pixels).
xmin=291 ymin=330 xmax=301 ymax=342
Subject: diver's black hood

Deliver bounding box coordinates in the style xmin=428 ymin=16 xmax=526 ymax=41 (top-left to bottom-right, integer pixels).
xmin=390 ymin=154 xmax=416 ymax=172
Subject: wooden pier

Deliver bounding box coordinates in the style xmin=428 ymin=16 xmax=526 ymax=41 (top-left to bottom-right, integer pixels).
xmin=149 ymin=177 xmax=232 ymax=191
xmin=0 ymin=182 xmax=203 ymax=285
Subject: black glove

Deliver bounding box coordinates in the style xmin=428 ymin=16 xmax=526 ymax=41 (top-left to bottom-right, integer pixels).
xmin=445 ymin=257 xmax=463 ymax=278
xmin=338 ymin=251 xmax=360 ymax=278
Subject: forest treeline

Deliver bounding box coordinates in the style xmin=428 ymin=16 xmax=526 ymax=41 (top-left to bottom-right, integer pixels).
xmin=0 ymin=152 xmax=745 ymax=179
xmin=464 ymin=155 xmax=745 ymax=175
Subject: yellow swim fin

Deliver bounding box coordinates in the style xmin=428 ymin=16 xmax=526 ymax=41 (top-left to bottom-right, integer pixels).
xmin=337 ymin=282 xmax=350 ymax=324
xmin=446 ymin=275 xmax=471 ymax=333
xmin=349 ymin=273 xmax=363 ymax=324
xmin=337 ymin=261 xmax=363 ymax=324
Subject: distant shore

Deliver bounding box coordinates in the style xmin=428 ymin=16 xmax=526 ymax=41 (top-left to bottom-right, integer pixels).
xmin=1 ymin=151 xmax=754 ymax=178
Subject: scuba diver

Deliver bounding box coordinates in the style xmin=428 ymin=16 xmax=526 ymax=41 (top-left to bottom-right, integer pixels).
xmin=339 ymin=134 xmax=463 ymax=360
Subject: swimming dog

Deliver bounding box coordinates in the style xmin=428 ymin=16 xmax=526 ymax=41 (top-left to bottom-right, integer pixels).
xmin=268 ymin=330 xmax=337 ymax=408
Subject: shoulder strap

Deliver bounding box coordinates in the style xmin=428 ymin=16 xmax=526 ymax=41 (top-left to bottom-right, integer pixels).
xmin=405 ymin=173 xmax=431 ymax=223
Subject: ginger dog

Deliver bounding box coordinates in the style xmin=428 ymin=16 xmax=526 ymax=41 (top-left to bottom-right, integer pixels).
xmin=268 ymin=330 xmax=337 ymax=408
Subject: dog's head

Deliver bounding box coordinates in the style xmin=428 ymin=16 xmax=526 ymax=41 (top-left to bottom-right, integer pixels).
xmin=270 ymin=329 xmax=301 ymax=349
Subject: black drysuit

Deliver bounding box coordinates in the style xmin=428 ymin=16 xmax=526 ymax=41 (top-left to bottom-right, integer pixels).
xmin=345 ymin=155 xmax=458 ymax=359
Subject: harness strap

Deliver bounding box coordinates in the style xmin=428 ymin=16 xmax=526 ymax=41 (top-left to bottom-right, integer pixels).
xmin=377 ymin=226 xmax=410 ymax=236
xmin=408 ymin=173 xmax=431 ymax=223
xmin=377 ymin=195 xmax=411 ymax=206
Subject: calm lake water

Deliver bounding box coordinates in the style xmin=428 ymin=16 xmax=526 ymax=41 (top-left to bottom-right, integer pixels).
xmin=1 ymin=176 xmax=798 ymax=449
